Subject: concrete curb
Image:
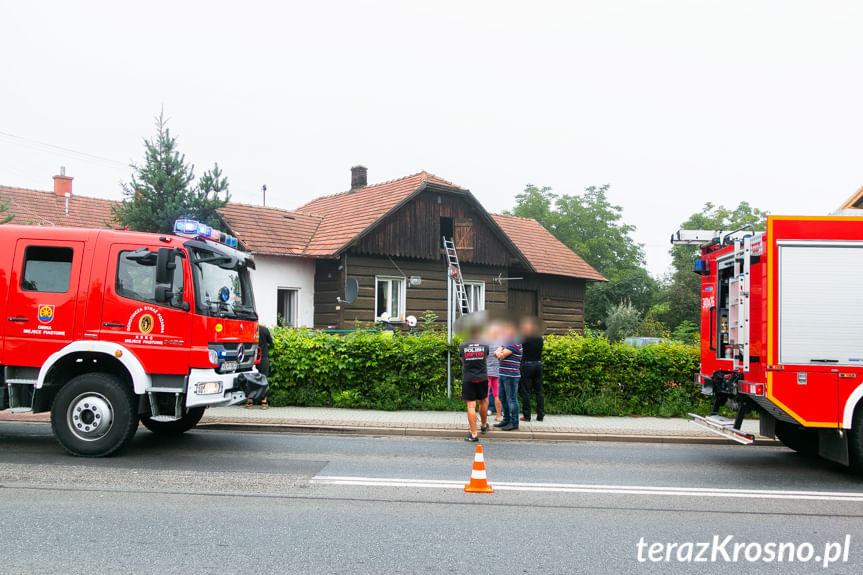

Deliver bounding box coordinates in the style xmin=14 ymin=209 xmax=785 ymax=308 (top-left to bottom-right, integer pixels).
xmin=196 ymin=421 xmax=782 ymax=447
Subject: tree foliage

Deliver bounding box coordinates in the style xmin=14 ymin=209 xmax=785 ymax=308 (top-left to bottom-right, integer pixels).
xmin=509 ymin=184 xmax=656 ymax=326
xmin=0 ymin=194 xmax=13 ymax=224
xmin=113 ymin=111 xmax=230 ymax=234
xmin=661 ymin=201 xmax=768 ymax=329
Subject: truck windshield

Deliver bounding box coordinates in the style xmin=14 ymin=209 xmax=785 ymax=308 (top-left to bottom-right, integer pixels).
xmin=189 ymin=246 xmax=257 ymax=321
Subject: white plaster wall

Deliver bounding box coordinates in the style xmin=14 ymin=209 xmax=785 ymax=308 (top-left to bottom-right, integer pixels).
xmin=249 ymin=255 xmax=316 ymax=327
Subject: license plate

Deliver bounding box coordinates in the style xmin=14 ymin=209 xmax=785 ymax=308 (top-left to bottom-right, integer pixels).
xmin=220 ymin=361 xmax=238 ymax=373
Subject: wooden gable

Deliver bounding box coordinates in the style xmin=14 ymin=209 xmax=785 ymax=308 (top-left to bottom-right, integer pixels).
xmin=351 ymin=189 xmax=514 ymax=267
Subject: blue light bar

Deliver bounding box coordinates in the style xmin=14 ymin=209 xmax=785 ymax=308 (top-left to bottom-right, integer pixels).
xmin=173 ymin=218 xmax=240 ymax=250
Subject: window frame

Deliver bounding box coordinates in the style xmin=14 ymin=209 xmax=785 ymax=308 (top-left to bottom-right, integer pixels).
xmin=21 ymin=245 xmax=74 ymax=293
xmin=463 ymin=280 xmax=486 ymax=313
xmin=375 ymin=276 xmax=407 ymax=322
xmin=115 ymin=249 xmax=185 ymax=308
xmin=276 ymin=287 xmax=299 ymax=328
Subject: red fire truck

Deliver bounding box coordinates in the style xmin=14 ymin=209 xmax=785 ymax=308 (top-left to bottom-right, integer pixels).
xmin=672 ymin=215 xmax=863 ymax=472
xmin=0 ymin=219 xmax=267 ymax=456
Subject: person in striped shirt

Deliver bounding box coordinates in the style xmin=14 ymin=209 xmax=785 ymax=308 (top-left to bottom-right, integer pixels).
xmin=492 ymin=322 xmax=523 ymax=431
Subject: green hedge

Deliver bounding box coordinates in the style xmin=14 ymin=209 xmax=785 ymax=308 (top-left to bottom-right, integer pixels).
xmin=266 ymin=328 xmax=707 ymax=416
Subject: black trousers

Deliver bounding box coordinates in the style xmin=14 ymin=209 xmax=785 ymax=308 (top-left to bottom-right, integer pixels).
xmin=519 ymin=362 xmax=544 ymax=420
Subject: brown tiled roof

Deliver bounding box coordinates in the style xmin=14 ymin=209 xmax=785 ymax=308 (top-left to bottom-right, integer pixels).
xmin=491 ymin=214 xmax=606 ymax=281
xmin=218 ymin=203 xmax=321 ymax=256
xmin=297 ymin=171 xmax=463 ymax=256
xmin=0 ymin=185 xmax=118 ymax=229
xmin=1 ymin=177 xmax=603 ymax=281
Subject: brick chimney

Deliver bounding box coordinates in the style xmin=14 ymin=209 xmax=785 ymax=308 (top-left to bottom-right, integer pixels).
xmin=350 ymin=165 xmax=367 ymax=191
xmin=53 ymin=166 xmax=73 ymax=197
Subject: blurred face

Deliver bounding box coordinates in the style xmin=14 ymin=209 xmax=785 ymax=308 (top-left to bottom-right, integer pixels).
xmin=520 ymin=318 xmax=537 ymax=336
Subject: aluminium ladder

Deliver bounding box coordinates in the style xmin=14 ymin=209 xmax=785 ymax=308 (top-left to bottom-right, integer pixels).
xmin=728 ymin=235 xmax=755 ymax=373
xmin=442 ymin=236 xmax=471 ymax=316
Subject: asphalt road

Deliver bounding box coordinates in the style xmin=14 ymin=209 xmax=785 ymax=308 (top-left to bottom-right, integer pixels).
xmin=2 ymin=422 xmax=862 ymax=575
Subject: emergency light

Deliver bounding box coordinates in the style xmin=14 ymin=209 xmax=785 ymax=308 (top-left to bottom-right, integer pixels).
xmin=173 ymin=219 xmax=239 ymax=248
xmin=693 ymin=258 xmax=709 ymax=275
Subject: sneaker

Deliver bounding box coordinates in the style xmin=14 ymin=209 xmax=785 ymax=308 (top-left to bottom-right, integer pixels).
xmin=487 ymin=409 xmax=493 ymax=416
xmin=536 ymin=416 xmax=544 ymax=422
xmin=520 ymin=416 xmax=530 ymax=422
xmin=493 ymin=421 xmax=508 ymax=428
xmin=480 ymin=424 xmax=489 ymax=433
xmin=464 ymin=434 xmax=479 ymax=442
xmin=501 ymin=424 xmax=518 ymax=431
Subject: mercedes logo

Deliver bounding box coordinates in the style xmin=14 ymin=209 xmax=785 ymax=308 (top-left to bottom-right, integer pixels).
xmin=236 ymin=345 xmax=245 ymax=364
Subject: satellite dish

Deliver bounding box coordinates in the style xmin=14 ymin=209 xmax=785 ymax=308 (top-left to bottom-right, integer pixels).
xmin=342 ymin=278 xmax=359 ymax=305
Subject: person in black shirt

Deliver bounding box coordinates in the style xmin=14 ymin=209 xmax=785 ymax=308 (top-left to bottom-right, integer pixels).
xmin=247 ymin=324 xmax=273 ymax=409
xmin=459 ymin=326 xmax=490 ymax=442
xmin=519 ymin=316 xmax=545 ymax=422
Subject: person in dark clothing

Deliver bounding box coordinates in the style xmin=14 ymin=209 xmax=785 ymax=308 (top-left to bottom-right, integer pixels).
xmin=519 ymin=317 xmax=545 ymax=422
xmin=247 ymin=324 xmax=273 ymax=409
xmin=459 ymin=326 xmax=490 ymax=442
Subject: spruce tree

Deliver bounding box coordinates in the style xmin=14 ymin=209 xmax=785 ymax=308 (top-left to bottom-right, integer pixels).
xmin=113 ymin=112 xmax=230 ymax=233
xmin=0 ymin=193 xmax=14 ymax=224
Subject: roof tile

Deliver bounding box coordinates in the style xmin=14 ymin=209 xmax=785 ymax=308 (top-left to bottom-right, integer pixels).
xmin=0 ymin=186 xmax=117 ymax=229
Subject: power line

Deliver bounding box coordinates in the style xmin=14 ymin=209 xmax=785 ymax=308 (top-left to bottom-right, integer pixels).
xmin=0 ymin=130 xmax=127 ymax=167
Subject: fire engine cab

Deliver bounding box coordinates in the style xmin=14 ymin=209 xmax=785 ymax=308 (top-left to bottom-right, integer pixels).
xmin=0 ymin=219 xmax=268 ymax=456
xmin=672 ymin=215 xmax=863 ymax=472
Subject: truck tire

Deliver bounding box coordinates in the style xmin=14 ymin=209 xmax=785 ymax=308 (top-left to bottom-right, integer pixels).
xmin=775 ymin=420 xmax=819 ymax=457
xmin=848 ymin=405 xmax=863 ymax=474
xmin=50 ymin=373 xmax=138 ymax=457
xmin=140 ymin=407 xmax=206 ymax=436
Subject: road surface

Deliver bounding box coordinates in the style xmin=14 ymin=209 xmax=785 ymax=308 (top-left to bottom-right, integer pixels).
xmin=1 ymin=422 xmax=861 ymax=574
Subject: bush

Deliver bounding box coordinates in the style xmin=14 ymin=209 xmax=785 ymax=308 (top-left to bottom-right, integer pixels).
xmin=604 ymin=301 xmax=641 ymax=342
xmin=266 ymin=328 xmax=706 ymax=416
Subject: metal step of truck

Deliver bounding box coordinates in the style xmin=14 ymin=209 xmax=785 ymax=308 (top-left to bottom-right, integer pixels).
xmin=688 ymin=413 xmax=755 ymax=445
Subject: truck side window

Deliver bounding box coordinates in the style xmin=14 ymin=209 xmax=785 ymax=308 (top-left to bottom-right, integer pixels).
xmin=117 ymin=250 xmax=184 ymax=307
xmin=22 ymin=246 xmax=74 ymax=293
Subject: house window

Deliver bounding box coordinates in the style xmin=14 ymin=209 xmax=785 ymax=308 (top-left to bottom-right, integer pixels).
xmin=440 ymin=217 xmax=454 ymax=246
xmin=277 ymin=288 xmax=298 ymax=327
xmin=376 ymin=276 xmax=406 ymax=321
xmin=464 ymin=281 xmax=485 ymax=312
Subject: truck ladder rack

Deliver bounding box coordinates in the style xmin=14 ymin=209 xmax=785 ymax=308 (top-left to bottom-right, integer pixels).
xmin=688 ymin=413 xmax=754 ymax=445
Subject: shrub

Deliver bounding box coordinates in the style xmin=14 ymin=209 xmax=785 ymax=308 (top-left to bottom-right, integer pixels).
xmin=604 ymin=301 xmax=641 ymax=342
xmin=266 ymin=328 xmax=705 ymax=416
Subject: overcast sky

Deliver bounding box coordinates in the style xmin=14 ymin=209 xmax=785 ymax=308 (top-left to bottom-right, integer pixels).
xmin=2 ymin=1 xmax=861 ymax=274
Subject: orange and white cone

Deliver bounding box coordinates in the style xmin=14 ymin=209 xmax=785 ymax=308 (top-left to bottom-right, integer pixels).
xmin=464 ymin=445 xmax=493 ymax=493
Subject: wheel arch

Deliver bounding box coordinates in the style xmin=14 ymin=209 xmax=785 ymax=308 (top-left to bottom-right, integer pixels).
xmin=37 ymin=341 xmax=151 ymax=395
xmin=841 ymin=382 xmax=863 ymax=429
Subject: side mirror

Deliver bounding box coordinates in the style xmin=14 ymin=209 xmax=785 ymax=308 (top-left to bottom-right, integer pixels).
xmin=154 ymin=248 xmax=178 ymax=305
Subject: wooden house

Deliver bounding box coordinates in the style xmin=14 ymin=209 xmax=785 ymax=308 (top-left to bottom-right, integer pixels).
xmin=222 ymin=167 xmax=605 ymax=334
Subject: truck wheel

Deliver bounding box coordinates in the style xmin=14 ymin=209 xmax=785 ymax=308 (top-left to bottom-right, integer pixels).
xmin=140 ymin=407 xmax=206 ymax=436
xmin=50 ymin=373 xmax=138 ymax=457
xmin=775 ymin=420 xmax=819 ymax=457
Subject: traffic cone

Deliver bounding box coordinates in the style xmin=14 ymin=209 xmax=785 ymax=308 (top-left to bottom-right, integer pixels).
xmin=464 ymin=444 xmax=493 ymax=493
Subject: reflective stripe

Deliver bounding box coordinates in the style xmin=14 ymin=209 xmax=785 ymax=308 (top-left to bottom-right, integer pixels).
xmin=471 ymin=470 xmax=487 ymax=480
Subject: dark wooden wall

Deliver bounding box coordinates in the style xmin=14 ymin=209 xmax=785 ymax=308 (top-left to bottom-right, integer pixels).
xmin=313 ymin=258 xmax=343 ymax=329
xmin=509 ymin=274 xmax=587 ymax=335
xmin=352 ymin=190 xmax=512 ymax=267
xmin=314 ymin=254 xmax=508 ymax=329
